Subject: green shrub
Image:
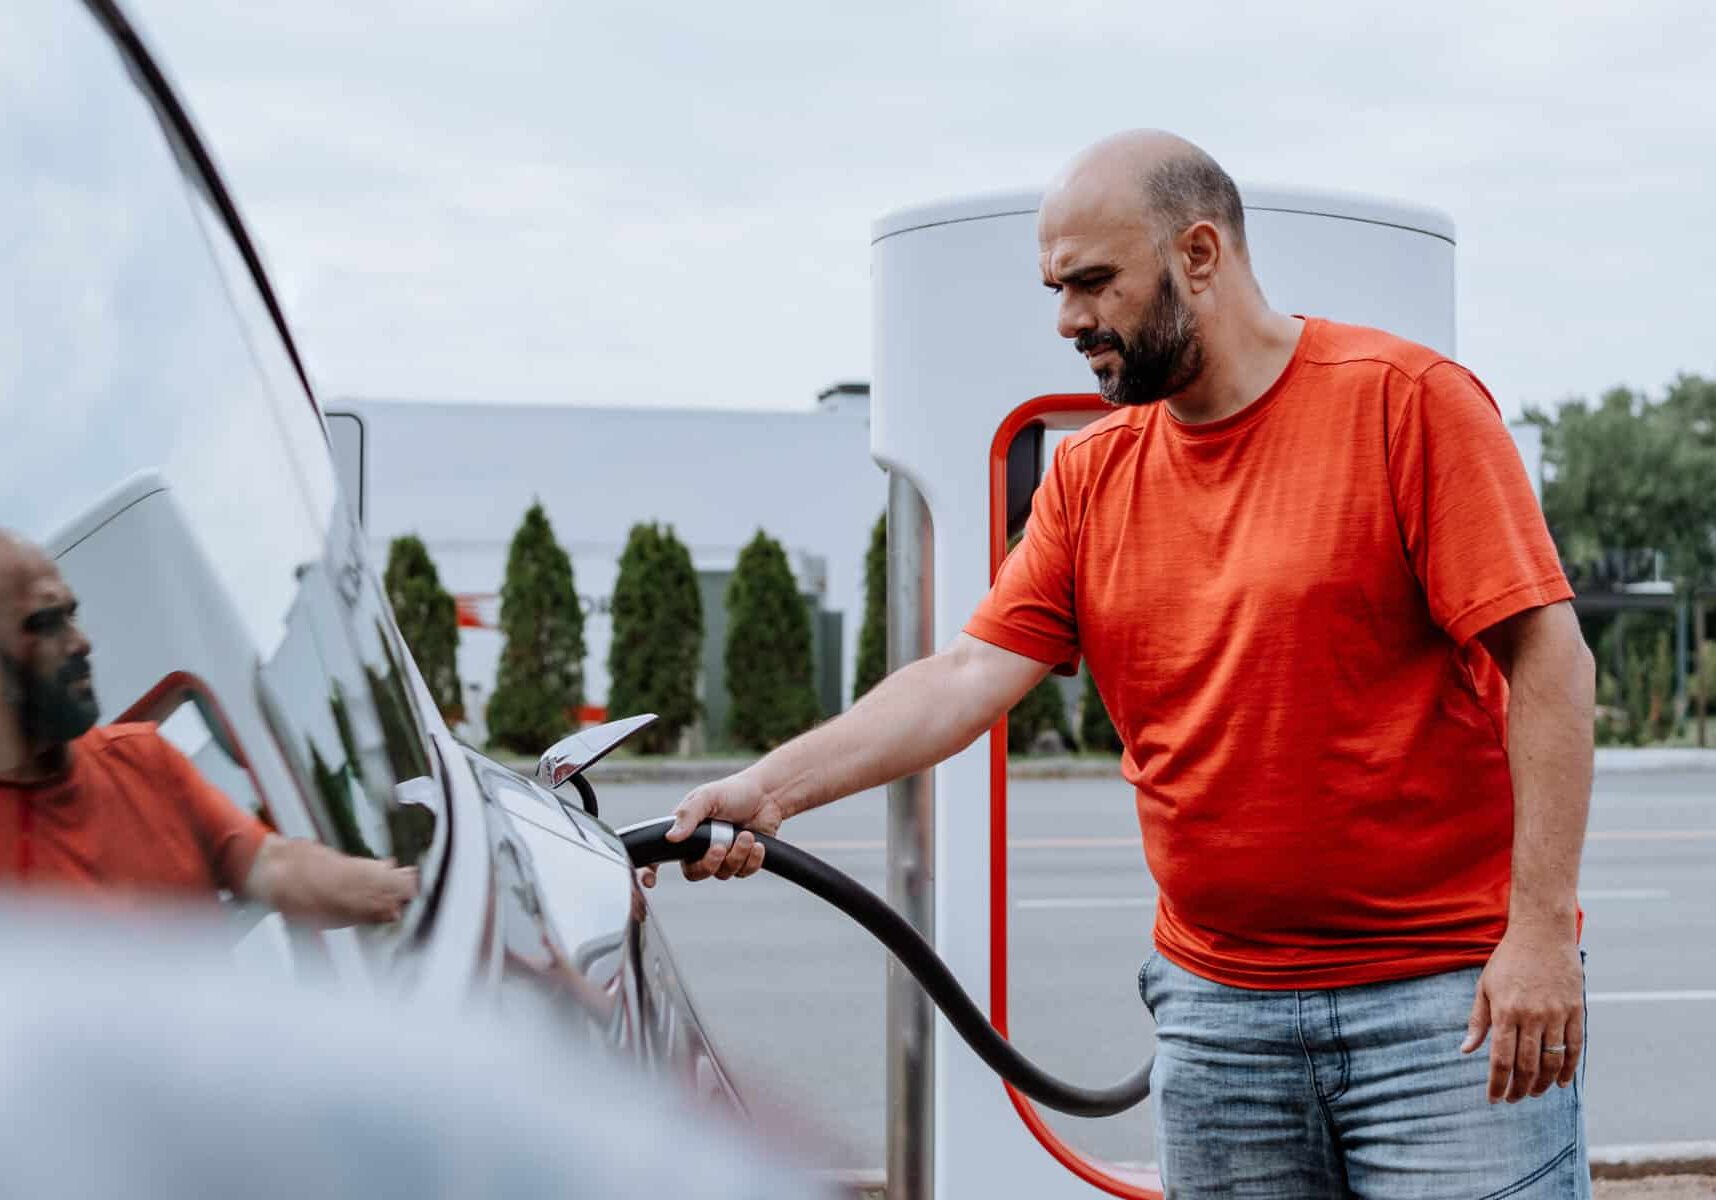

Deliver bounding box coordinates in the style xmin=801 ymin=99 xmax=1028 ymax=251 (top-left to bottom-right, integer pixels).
xmin=1009 ymin=674 xmax=1073 ymax=754
xmin=1079 ymin=668 xmax=1123 ymax=753
xmin=486 ymin=502 xmax=585 ymax=754
xmin=383 ymin=535 xmax=462 ymax=720
xmin=1697 ymin=634 xmax=1716 ymax=713
xmin=725 ymin=530 xmax=820 ymax=751
xmin=854 ymin=512 xmax=887 ymax=701
xmin=608 ymin=522 xmax=703 ymax=754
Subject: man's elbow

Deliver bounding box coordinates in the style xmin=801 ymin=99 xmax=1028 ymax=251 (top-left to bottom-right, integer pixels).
xmin=1489 ymin=603 xmax=1595 ymax=708
xmin=938 ymin=635 xmax=1054 ymax=736
xmin=241 ymin=835 xmax=285 ymax=908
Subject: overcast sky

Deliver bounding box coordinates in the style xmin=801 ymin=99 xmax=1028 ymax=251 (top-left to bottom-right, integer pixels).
xmin=135 ymin=0 xmax=1714 ymax=419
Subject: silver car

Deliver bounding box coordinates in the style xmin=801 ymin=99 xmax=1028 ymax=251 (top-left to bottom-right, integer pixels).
xmin=1 ymin=0 xmax=744 ymax=1125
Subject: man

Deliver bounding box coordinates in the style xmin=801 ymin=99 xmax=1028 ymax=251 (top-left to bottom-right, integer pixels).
xmin=1 ymin=529 xmax=418 ymax=926
xmin=660 ymin=131 xmax=1595 ymax=1197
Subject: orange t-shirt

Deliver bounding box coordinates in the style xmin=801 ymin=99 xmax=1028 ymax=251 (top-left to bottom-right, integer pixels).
xmin=966 ymin=317 xmax=1574 ymax=989
xmin=0 ymin=723 xmax=271 ymax=905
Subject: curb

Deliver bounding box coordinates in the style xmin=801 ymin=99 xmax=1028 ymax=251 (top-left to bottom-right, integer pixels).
xmin=1594 ymin=748 xmax=1716 ymax=773
xmin=498 ymin=754 xmax=1139 ymax=785
xmin=816 ymin=1145 xmax=1716 ymax=1194
xmin=1591 ymin=1142 xmax=1716 ymax=1180
xmin=536 ymin=748 xmax=1716 ymax=787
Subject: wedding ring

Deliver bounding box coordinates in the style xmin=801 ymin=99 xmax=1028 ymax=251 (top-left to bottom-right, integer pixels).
xmin=1542 ymin=1045 xmax=1567 ymax=1055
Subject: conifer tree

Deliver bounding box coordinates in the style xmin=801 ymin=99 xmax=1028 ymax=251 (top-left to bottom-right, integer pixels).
xmin=608 ymin=522 xmax=703 ymax=753
xmin=725 ymin=530 xmax=820 ymax=750
xmin=1079 ymin=667 xmax=1123 ymax=753
xmin=854 ymin=511 xmax=887 ymax=700
xmin=486 ymin=502 xmax=585 ymax=753
xmin=384 ymin=535 xmax=462 ymax=720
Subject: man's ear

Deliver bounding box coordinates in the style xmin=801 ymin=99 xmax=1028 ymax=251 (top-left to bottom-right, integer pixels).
xmin=1179 ymin=221 xmax=1222 ymax=293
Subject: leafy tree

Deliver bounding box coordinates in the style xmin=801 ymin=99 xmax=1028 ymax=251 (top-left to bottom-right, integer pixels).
xmin=1530 ymin=375 xmax=1716 ymax=744
xmin=854 ymin=512 xmax=887 ymax=701
xmin=608 ymin=522 xmax=703 ymax=754
xmin=1009 ymin=674 xmax=1073 ymax=755
xmin=726 ymin=530 xmax=820 ymax=751
xmin=1079 ymin=668 xmax=1123 ymax=753
xmin=384 ymin=535 xmax=462 ymax=720
xmin=486 ymin=502 xmax=585 ymax=754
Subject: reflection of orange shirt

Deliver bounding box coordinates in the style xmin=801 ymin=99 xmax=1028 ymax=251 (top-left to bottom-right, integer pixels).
xmin=0 ymin=723 xmax=270 ymax=903
xmin=967 ymin=318 xmax=1574 ymax=989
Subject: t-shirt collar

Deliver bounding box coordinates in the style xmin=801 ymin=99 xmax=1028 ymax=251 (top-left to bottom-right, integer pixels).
xmin=1163 ymin=315 xmax=1316 ymax=442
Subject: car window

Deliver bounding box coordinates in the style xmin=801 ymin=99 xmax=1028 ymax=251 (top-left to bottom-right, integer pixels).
xmin=0 ymin=1 xmax=440 ymax=921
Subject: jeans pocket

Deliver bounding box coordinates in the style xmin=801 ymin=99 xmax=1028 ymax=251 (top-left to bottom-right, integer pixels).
xmin=1138 ymin=950 xmax=1162 ymax=1016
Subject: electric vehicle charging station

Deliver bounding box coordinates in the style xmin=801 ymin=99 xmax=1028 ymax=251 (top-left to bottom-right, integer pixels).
xmin=869 ymin=185 xmax=1459 ymax=1199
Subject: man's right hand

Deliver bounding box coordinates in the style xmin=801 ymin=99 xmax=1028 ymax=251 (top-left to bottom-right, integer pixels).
xmin=640 ymin=770 xmax=786 ymax=888
xmin=634 ymin=636 xmax=1052 ymax=890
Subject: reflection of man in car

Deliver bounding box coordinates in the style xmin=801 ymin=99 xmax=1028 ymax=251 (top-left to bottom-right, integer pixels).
xmin=0 ymin=530 xmax=417 ymax=925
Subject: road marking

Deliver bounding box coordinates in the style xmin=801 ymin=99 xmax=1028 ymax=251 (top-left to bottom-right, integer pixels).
xmin=1579 ymin=888 xmax=1671 ymax=900
xmin=1587 ymin=829 xmax=1716 ymax=841
xmin=1016 ymin=896 xmax=1155 ymax=910
xmin=797 ymin=836 xmax=1140 ymax=852
xmin=1588 ymin=989 xmax=1716 ymax=1003
xmin=1011 ymin=888 xmax=1666 ymax=910
xmin=795 ymin=831 xmax=1713 ymax=853
xmin=1009 ymin=885 xmax=1667 ymax=906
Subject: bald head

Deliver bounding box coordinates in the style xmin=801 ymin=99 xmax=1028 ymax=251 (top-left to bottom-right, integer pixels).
xmin=0 ymin=529 xmax=52 ymax=614
xmin=1044 ymin=129 xmax=1247 ymax=255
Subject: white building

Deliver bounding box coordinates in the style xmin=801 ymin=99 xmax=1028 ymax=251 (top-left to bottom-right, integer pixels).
xmin=327 ymin=385 xmax=883 ymax=746
xmin=328 ymin=185 xmax=1546 ymax=751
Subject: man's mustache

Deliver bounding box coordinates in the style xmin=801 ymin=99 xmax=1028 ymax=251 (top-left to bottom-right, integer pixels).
xmin=1075 ymin=330 xmax=1123 ymax=356
xmin=58 ymin=656 xmax=91 ymax=685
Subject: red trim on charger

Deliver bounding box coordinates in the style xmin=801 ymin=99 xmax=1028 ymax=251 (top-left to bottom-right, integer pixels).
xmin=987 ymin=396 xmax=1162 ymax=1200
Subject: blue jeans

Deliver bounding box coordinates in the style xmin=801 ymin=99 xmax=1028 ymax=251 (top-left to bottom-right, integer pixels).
xmin=1140 ymin=952 xmax=1590 ymax=1199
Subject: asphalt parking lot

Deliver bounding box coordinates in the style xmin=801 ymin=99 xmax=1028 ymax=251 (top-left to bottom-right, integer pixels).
xmin=599 ymin=766 xmax=1716 ymax=1172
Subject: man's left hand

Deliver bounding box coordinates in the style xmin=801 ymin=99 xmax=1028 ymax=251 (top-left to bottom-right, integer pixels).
xmin=1461 ymin=929 xmax=1583 ymax=1104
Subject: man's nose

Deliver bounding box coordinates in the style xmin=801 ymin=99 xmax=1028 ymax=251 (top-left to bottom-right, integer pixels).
xmin=67 ymin=621 xmax=91 ymax=660
xmin=1057 ymin=292 xmax=1096 ymax=342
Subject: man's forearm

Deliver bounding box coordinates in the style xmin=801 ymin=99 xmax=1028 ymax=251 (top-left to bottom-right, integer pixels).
xmin=746 ymin=643 xmax=1034 ymax=820
xmin=1502 ymin=618 xmax=1595 ymax=935
xmin=244 ymin=836 xmax=416 ymax=926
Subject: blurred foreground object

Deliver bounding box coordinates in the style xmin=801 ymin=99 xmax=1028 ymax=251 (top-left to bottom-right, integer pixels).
xmin=0 ymin=907 xmax=829 ymax=1200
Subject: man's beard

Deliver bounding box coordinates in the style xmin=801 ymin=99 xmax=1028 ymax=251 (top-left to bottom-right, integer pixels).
xmin=1076 ymin=268 xmax=1205 ymax=407
xmin=1 ymin=650 xmax=99 ymax=748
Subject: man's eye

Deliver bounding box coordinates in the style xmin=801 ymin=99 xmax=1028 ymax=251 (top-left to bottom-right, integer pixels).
xmin=23 ymin=610 xmax=69 ymax=635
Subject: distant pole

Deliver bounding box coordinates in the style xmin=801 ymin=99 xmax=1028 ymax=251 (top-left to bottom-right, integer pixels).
xmin=1675 ymin=592 xmax=1689 ymax=718
xmin=1697 ymin=595 xmax=1708 ymax=748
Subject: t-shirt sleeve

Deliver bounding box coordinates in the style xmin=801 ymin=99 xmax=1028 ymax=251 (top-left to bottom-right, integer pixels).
xmin=1388 ymin=361 xmax=1573 ymax=646
xmin=964 ymin=439 xmax=1082 ymax=675
xmin=151 ymin=732 xmax=273 ymax=895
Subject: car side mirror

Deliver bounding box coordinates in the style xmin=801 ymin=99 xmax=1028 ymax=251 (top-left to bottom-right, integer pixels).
xmin=535 ymin=713 xmax=659 ymax=819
